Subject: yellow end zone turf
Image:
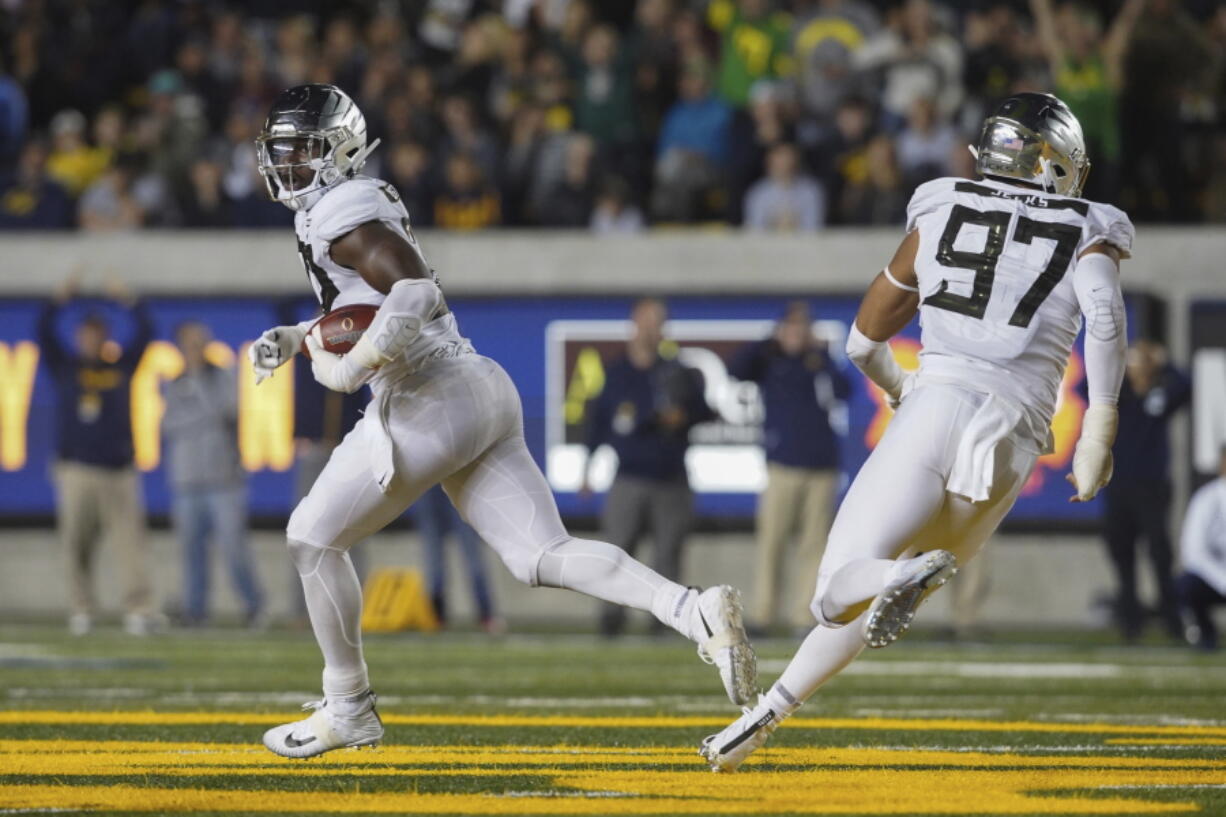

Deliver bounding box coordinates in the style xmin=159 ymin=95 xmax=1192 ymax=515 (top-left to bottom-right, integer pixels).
xmin=1 ymin=715 xmax=1225 ymax=814
xmin=1 ymin=710 xmax=1224 ymax=737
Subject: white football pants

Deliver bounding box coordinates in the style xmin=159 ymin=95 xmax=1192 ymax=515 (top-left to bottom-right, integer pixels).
xmin=766 ymin=383 xmax=1040 ymax=713
xmin=285 ymin=354 xmax=692 ymax=697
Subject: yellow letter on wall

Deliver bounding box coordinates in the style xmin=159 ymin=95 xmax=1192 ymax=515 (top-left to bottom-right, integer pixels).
xmin=130 ymin=341 xmax=185 ymax=471
xmin=0 ymin=342 xmax=40 ymax=471
xmin=238 ymin=342 xmax=294 ymax=472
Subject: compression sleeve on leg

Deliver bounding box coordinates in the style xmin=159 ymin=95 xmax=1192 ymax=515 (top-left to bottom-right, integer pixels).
xmin=347 ymin=278 xmax=443 ymax=369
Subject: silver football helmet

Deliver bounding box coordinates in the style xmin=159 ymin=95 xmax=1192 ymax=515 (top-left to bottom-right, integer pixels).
xmin=256 ymin=84 xmax=380 ymax=211
xmin=972 ymin=93 xmax=1090 ymax=197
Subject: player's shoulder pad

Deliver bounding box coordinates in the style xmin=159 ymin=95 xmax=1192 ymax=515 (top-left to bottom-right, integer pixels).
xmin=905 ymin=177 xmax=958 ymax=233
xmin=308 ymin=177 xmax=388 ymax=244
xmin=1083 ymin=200 xmax=1135 ymax=260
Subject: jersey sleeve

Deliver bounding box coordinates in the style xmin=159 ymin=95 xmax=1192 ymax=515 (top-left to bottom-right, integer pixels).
xmin=1083 ymin=202 xmax=1135 ymax=259
xmin=905 ymin=177 xmax=956 ymax=233
xmin=310 ymin=179 xmax=387 ymax=244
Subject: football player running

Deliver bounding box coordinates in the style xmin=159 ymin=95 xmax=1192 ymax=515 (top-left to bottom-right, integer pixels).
xmin=247 ymin=85 xmax=756 ymax=759
xmin=700 ymin=93 xmax=1133 ymax=771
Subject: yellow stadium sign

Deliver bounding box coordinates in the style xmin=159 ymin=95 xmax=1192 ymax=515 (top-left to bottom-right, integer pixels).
xmin=0 ymin=341 xmax=294 ymax=473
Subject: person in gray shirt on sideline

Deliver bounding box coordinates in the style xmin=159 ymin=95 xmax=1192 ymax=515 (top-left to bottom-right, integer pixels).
xmin=162 ymin=321 xmax=262 ymax=626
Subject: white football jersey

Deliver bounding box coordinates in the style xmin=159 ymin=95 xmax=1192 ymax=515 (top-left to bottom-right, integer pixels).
xmin=294 ymin=176 xmax=472 ymax=387
xmin=907 ymin=177 xmax=1134 ymax=440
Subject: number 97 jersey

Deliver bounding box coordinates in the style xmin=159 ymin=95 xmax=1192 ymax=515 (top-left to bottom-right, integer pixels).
xmin=907 ymin=176 xmax=1134 ymax=428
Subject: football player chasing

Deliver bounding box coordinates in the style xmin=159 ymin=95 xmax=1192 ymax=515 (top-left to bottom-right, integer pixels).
xmin=700 ymin=93 xmax=1133 ymax=771
xmin=247 ymin=85 xmax=756 ymax=759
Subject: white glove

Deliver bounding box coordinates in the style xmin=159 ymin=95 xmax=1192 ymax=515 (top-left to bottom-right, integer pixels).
xmin=887 ymin=371 xmax=917 ymax=410
xmin=248 ymin=322 xmax=310 ymax=385
xmin=1068 ymin=404 xmax=1118 ymax=502
xmin=305 ymin=334 xmax=377 ymax=394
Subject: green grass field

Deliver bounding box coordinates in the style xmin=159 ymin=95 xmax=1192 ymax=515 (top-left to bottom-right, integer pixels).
xmin=0 ymin=623 xmax=1223 ymax=816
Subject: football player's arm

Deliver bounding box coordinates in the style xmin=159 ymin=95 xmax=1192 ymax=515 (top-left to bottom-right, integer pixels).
xmin=306 ymin=221 xmax=437 ymax=391
xmin=845 ymin=230 xmax=920 ymax=405
xmin=1068 ymin=242 xmax=1126 ymax=502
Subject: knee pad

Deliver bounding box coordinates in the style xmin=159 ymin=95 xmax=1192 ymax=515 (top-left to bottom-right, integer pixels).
xmin=809 ymin=571 xmax=847 ymax=629
xmin=809 ymin=593 xmax=849 ymax=629
xmin=287 ymin=537 xmax=327 ymax=575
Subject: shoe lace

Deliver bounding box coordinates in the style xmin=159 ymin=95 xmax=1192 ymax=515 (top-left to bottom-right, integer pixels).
xmin=301 ymin=699 xmax=325 ymax=713
xmin=696 ymin=644 xmax=715 ymax=665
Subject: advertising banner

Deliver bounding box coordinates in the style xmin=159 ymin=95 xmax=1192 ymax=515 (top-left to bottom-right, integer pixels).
xmin=0 ymin=294 xmax=1110 ymax=524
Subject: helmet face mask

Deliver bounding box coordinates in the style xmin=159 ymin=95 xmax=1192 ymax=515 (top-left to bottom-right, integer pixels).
xmin=255 ymin=84 xmax=378 ymax=211
xmin=973 ymin=93 xmax=1090 ymax=197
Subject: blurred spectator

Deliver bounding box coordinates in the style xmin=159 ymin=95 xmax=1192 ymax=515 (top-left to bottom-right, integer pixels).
xmin=653 ymin=58 xmax=732 ymax=221
xmin=895 ymin=96 xmax=956 ymax=188
xmin=730 ymin=302 xmax=849 ymax=632
xmin=1030 ymin=0 xmax=1144 ymax=203
xmin=791 ymin=0 xmax=879 ymax=121
xmin=529 ymin=48 xmax=576 ymax=132
xmin=853 ymin=0 xmax=963 ymax=129
xmin=961 ymin=3 xmax=1030 ymax=130
xmin=1103 ymin=340 xmax=1192 ymax=642
xmin=1176 ymin=447 xmax=1226 ymax=651
xmin=434 ymin=152 xmax=501 ymax=230
xmin=179 ymin=160 xmax=230 ymax=228
xmin=142 ymin=69 xmax=209 ymax=189
xmin=438 ymin=94 xmax=501 ymax=182
xmin=581 ymin=298 xmax=715 ymax=637
xmin=809 ymin=95 xmax=874 ymax=224
xmin=46 ymin=110 xmax=109 ymax=197
xmin=1119 ymin=0 xmax=1214 ymax=222
xmin=78 ymin=161 xmax=145 ymax=231
xmin=386 ymin=141 xmax=436 ymax=226
xmin=743 ymin=142 xmax=826 ymax=231
xmin=626 ymin=0 xmax=681 ymax=143
xmin=591 ymin=175 xmax=646 ymax=234
xmin=728 ymin=80 xmax=794 ymax=224
xmin=708 ymin=0 xmax=795 ymax=108
xmin=39 ymin=278 xmax=154 ymax=636
xmin=574 ymin=24 xmax=637 ymax=150
xmin=839 ymin=134 xmax=908 ymax=225
xmin=0 ymin=139 xmax=73 ymax=230
xmin=0 ymin=63 xmax=28 ymax=159
xmin=162 ymin=322 xmax=261 ymax=627
xmin=538 ymin=133 xmax=598 ymax=227
xmin=410 ymin=485 xmax=502 ymax=633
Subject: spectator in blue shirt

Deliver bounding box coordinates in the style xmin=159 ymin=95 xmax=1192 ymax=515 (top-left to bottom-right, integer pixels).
xmin=1103 ymin=339 xmax=1191 ymax=642
xmin=580 ymin=298 xmax=716 ymax=636
xmin=731 ymin=302 xmax=850 ymax=631
xmin=38 ymin=277 xmax=154 ymax=636
xmin=653 ymin=57 xmax=733 ymax=221
xmin=0 ymin=140 xmax=73 ymax=230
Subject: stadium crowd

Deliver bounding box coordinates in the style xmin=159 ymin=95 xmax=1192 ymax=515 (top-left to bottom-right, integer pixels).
xmin=0 ymin=0 xmax=1222 ymax=232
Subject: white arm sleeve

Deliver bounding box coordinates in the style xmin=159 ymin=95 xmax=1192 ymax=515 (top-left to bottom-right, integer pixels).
xmin=1072 ymin=250 xmax=1127 ymax=407
xmin=347 ymin=277 xmax=442 ymax=368
xmin=845 ymin=322 xmax=904 ymax=399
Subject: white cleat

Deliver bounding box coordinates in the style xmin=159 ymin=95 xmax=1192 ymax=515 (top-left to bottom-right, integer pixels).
xmin=262 ymin=691 xmax=384 ymax=759
xmin=699 ymin=694 xmax=779 ymax=772
xmin=690 ymin=585 xmax=758 ymax=706
xmin=862 ymin=550 xmax=958 ymax=648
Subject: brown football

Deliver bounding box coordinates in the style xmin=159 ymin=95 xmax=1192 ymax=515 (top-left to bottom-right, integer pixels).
xmin=301 ymin=303 xmax=379 ymax=359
